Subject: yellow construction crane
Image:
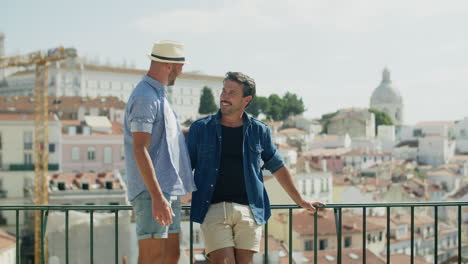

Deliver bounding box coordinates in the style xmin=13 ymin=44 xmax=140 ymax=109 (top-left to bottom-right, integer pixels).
xmin=0 ymin=47 xmax=77 ymax=264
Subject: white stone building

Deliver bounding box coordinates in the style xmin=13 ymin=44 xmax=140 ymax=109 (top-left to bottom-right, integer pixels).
xmin=370 ymin=68 xmax=404 ymax=125
xmin=0 ymin=113 xmax=62 ymax=232
xmin=453 ymin=117 xmax=468 ymax=154
xmin=0 ymin=57 xmax=224 ymax=123
xmin=414 ymin=121 xmax=455 ymax=138
xmin=284 ymin=115 xmax=322 ymax=134
xmin=327 ymin=108 xmax=375 ymax=139
xmin=295 ymin=168 xmax=333 ymax=204
xmin=418 ymin=136 xmax=456 ymax=166
xmin=378 ymin=125 xmax=396 ymax=153
xmin=309 ymin=134 xmax=351 ymax=150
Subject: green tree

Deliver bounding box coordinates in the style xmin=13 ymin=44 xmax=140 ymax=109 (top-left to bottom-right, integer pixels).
xmin=282 ymin=92 xmax=306 ymax=119
xmin=266 ymin=94 xmax=285 ymax=121
xmin=198 ymin=86 xmax=217 ymax=114
xmin=369 ymin=108 xmax=394 ymax=134
xmin=247 ymin=96 xmax=270 ymax=118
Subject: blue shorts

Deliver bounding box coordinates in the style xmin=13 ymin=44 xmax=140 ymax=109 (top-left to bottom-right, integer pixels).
xmin=131 ymin=191 xmax=181 ymax=240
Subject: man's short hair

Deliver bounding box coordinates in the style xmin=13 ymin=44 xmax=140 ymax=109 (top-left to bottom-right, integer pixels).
xmin=224 ymin=72 xmax=256 ymax=100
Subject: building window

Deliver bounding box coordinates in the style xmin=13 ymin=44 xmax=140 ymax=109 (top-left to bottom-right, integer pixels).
xmin=304 ymin=240 xmax=313 ymax=251
xmin=72 ymin=147 xmax=80 ymax=161
xmin=319 ymin=239 xmax=328 ymax=250
xmin=344 ymin=236 xmax=352 ymax=248
xmin=87 ymin=147 xmax=96 ymax=161
xmin=49 ymin=143 xmax=56 ymax=153
xmin=121 ymin=147 xmax=125 ymax=160
xmin=24 ymin=132 xmax=33 ymax=150
xmin=24 ymin=153 xmax=33 ymax=165
xmin=104 ymin=146 xmax=112 ymax=164
xmin=0 ymin=153 xmax=2 ymax=169
xmin=367 ymin=234 xmax=372 ymax=244
xmin=0 ymin=132 xmax=2 ymax=150
xmin=379 ymin=231 xmax=383 ymax=241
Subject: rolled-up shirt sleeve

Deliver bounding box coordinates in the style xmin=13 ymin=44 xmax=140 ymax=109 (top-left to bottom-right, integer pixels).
xmin=128 ymin=96 xmax=159 ymax=133
xmin=261 ymin=126 xmax=285 ymax=173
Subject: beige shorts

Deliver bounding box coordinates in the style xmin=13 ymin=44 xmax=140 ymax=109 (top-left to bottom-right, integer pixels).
xmin=201 ymin=202 xmax=262 ymax=255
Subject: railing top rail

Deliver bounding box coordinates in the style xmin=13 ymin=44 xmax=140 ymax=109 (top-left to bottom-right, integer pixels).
xmin=0 ymin=201 xmax=466 ymax=211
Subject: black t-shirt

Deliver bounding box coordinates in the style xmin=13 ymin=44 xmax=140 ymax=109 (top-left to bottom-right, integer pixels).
xmin=210 ymin=125 xmax=249 ymax=205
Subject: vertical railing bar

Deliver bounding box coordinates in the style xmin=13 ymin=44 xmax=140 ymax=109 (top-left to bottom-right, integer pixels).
xmin=189 ymin=220 xmax=193 ymax=264
xmin=338 ymin=208 xmax=342 ymax=264
xmin=264 ymin=222 xmax=269 ymax=264
xmin=314 ymin=210 xmax=318 ymax=264
xmin=411 ymin=206 xmax=414 ymax=264
xmin=289 ymin=208 xmax=293 ymax=264
xmin=387 ymin=207 xmax=390 ymax=264
xmin=90 ymin=210 xmax=94 ymax=264
xmin=16 ymin=210 xmax=20 ymax=264
xmin=434 ymin=206 xmax=438 ymax=264
xmin=65 ymin=210 xmax=69 ymax=264
xmin=115 ymin=210 xmax=119 ymax=264
xmin=458 ymin=205 xmax=461 ymax=264
xmin=363 ymin=207 xmax=366 ymax=264
xmin=40 ymin=209 xmax=44 ymax=264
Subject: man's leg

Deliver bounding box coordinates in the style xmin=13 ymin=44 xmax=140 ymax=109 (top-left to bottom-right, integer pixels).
xmin=209 ymin=247 xmax=236 ymax=264
xmin=234 ymin=248 xmax=255 ymax=264
xmin=138 ymin=238 xmax=166 ymax=264
xmin=132 ymin=191 xmax=181 ymax=264
xmin=163 ymin=233 xmax=180 ymax=264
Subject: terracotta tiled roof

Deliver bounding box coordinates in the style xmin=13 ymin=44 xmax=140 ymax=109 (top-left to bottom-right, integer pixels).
xmin=0 ymin=229 xmax=16 ymax=250
xmin=387 ymin=254 xmax=431 ymax=264
xmin=301 ymin=248 xmax=385 ymax=264
xmin=291 ymin=210 xmax=384 ymax=236
xmin=0 ymin=113 xmax=56 ymax=121
xmin=49 ymin=172 xmax=123 ymax=191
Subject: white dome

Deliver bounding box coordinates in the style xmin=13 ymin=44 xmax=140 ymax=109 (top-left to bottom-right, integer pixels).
xmin=370 ymin=68 xmax=403 ymax=105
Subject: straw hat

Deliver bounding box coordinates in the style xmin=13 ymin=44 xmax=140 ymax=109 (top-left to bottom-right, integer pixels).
xmin=147 ymin=40 xmax=186 ymax=64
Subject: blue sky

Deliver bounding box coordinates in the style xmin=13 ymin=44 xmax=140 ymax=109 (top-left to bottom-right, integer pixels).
xmin=2 ymin=0 xmax=468 ymax=124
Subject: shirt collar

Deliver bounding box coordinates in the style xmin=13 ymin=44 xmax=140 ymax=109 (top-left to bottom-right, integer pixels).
xmin=142 ymin=75 xmax=166 ymax=96
xmin=214 ymin=110 xmax=252 ymax=125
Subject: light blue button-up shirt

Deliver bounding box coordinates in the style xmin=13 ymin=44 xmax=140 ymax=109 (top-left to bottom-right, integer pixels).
xmin=124 ymin=75 xmax=196 ymax=201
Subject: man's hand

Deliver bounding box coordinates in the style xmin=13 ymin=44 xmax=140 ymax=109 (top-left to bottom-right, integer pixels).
xmin=297 ymin=199 xmax=326 ymax=213
xmin=151 ymin=195 xmax=175 ymax=226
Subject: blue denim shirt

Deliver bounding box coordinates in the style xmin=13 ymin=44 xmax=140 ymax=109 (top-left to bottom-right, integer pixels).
xmin=124 ymin=75 xmax=196 ymax=201
xmin=187 ymin=111 xmax=285 ymax=224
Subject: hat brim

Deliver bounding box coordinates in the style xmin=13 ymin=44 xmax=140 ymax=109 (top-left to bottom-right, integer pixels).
xmin=147 ymin=54 xmax=187 ymax=64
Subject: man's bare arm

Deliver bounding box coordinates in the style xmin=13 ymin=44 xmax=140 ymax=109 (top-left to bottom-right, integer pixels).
xmin=133 ymin=132 xmax=174 ymax=226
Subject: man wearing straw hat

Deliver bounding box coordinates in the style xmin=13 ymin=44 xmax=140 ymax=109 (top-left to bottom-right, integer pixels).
xmin=124 ymin=40 xmax=196 ymax=263
xmin=187 ymin=72 xmax=324 ymax=263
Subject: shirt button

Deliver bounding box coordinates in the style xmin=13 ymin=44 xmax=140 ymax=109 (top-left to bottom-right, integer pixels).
xmin=210 ymin=184 xmax=214 ymax=187
xmin=215 ymin=168 xmax=218 ymax=171
xmin=206 ymin=200 xmax=209 ymax=203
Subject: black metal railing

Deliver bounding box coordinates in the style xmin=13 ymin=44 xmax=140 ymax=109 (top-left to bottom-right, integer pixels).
xmin=0 ymin=201 xmax=466 ymax=264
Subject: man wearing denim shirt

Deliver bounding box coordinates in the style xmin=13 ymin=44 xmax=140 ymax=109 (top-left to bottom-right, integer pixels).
xmin=124 ymin=41 xmax=196 ymax=264
xmin=187 ymin=72 xmax=324 ymax=264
